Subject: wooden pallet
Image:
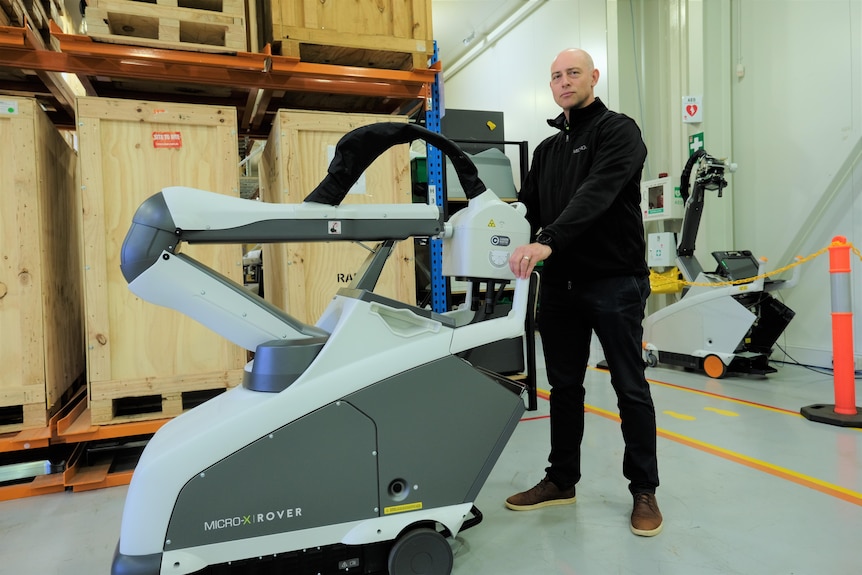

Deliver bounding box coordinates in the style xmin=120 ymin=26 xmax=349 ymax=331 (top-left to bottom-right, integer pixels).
xmin=0 ymin=0 xmax=68 ymax=40
xmin=84 ymin=0 xmax=247 ymax=53
xmin=0 ymin=400 xmax=51 ymax=436
xmin=0 ymin=0 xmax=24 ymax=27
xmin=88 ymin=370 xmax=241 ymax=425
xmin=0 ymin=372 xmax=85 ymax=436
xmin=272 ymin=27 xmax=431 ymax=70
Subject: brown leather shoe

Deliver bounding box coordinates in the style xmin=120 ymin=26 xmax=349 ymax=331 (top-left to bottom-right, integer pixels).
xmin=630 ymin=492 xmax=663 ymax=536
xmin=505 ymin=476 xmax=576 ymax=511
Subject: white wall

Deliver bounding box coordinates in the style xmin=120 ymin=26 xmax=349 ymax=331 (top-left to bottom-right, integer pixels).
xmin=729 ymin=0 xmax=862 ymax=368
xmin=441 ymin=0 xmax=609 ymax=173
xmin=440 ymin=0 xmax=862 ymax=370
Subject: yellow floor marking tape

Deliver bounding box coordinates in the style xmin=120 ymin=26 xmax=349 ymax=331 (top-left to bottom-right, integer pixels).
xmin=533 ymin=388 xmax=862 ymax=506
xmin=703 ymin=407 xmax=739 ymax=417
xmin=588 ymin=403 xmax=862 ymax=507
xmin=663 ymin=411 xmax=696 ymax=421
xmin=644 ymin=377 xmax=802 ymax=416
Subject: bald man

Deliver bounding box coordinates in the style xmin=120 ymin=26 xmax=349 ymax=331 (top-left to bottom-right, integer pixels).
xmin=506 ymin=48 xmax=662 ymax=537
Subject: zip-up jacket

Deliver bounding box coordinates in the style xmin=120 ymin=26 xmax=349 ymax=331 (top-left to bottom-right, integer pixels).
xmin=519 ymin=98 xmax=649 ymax=284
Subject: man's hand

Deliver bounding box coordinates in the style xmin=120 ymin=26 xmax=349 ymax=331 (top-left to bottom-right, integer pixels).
xmin=509 ymin=243 xmax=553 ymax=279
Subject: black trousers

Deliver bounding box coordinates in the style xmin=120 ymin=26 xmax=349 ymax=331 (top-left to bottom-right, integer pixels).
xmin=537 ymin=274 xmax=659 ymax=495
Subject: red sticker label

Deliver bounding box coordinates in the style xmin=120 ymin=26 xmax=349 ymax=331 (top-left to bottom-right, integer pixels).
xmin=153 ymin=131 xmax=182 ymax=148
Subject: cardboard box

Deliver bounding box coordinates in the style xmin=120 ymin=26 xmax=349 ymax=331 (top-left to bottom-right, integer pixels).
xmin=259 ymin=109 xmax=416 ymax=325
xmin=77 ymin=97 xmax=247 ymax=424
xmin=0 ymin=97 xmax=82 ymax=433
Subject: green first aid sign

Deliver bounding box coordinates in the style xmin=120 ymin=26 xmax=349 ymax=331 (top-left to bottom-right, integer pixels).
xmin=689 ymin=132 xmax=704 ymax=155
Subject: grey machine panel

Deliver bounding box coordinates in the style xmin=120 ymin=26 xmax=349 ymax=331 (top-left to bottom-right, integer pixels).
xmin=345 ymin=355 xmax=525 ymax=514
xmin=164 ymin=401 xmax=379 ymax=550
xmin=164 ymin=355 xmax=524 ymax=551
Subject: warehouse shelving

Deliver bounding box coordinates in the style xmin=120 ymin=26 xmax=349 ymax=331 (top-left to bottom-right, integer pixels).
xmin=0 ymin=22 xmax=439 ymax=136
xmin=0 ymin=18 xmax=442 ymax=499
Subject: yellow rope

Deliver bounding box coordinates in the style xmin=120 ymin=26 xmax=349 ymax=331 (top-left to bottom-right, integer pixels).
xmin=650 ymin=240 xmax=855 ymax=291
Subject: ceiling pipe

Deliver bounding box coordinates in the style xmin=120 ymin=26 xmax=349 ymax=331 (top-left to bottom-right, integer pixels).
xmin=442 ymin=0 xmax=549 ymax=81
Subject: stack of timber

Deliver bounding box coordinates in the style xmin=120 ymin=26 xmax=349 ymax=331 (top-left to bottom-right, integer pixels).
xmin=76 ymin=97 xmax=247 ymax=425
xmin=259 ymin=109 xmax=417 ymax=325
xmin=0 ymin=96 xmax=83 ymax=435
xmin=254 ymin=0 xmax=433 ymax=70
xmin=1 ymin=0 xmax=74 ymax=43
xmin=83 ymin=0 xmax=247 ymax=52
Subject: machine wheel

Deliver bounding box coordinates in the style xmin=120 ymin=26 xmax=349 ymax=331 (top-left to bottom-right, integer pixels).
xmin=388 ymin=527 xmax=453 ymax=575
xmin=702 ymin=355 xmax=727 ymax=379
xmin=645 ymin=352 xmax=658 ymax=368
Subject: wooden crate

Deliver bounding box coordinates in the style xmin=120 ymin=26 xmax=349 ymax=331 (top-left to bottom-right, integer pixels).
xmin=259 ymin=109 xmax=416 ymax=325
xmin=0 ymin=97 xmax=82 ymax=434
xmin=76 ymin=97 xmax=247 ymax=425
xmin=84 ymin=0 xmax=248 ymax=53
xmin=257 ymin=0 xmax=433 ymax=69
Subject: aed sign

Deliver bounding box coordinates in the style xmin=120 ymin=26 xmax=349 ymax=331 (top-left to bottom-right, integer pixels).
xmin=682 ymin=95 xmax=703 ymax=123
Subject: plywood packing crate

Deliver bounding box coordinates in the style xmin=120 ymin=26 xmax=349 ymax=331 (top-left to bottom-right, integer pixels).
xmin=257 ymin=0 xmax=433 ymax=69
xmin=77 ymin=97 xmax=247 ymax=425
xmin=259 ymin=109 xmax=416 ymax=325
xmin=0 ymin=97 xmax=82 ymax=434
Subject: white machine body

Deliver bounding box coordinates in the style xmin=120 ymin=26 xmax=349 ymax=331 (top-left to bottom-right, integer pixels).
xmin=113 ymin=175 xmax=532 ymax=575
xmin=442 ymin=190 xmax=530 ymax=280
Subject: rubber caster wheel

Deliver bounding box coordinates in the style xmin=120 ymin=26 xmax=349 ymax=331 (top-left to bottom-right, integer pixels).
xmin=703 ymin=354 xmax=727 ymax=379
xmin=645 ymin=352 xmax=658 ymax=368
xmin=388 ymin=527 xmax=453 ymax=575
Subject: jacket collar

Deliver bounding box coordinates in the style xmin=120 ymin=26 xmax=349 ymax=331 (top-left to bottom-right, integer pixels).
xmin=546 ymin=98 xmax=609 ymax=132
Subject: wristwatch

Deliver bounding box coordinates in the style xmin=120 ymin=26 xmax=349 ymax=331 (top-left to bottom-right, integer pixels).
xmin=536 ymin=232 xmax=555 ymax=250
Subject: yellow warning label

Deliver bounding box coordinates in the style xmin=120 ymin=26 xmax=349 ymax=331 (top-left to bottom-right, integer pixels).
xmin=384 ymin=502 xmax=423 ymax=515
xmin=488 ymin=219 xmax=496 ymax=227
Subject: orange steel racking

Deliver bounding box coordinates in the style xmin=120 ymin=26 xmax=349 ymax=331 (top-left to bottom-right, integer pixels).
xmin=0 ymin=19 xmax=440 ymax=499
xmin=0 ymin=22 xmax=439 ymax=136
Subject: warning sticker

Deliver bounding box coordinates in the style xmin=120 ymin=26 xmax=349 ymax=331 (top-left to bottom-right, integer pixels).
xmin=383 ymin=502 xmax=423 ymax=515
xmin=153 ymin=131 xmax=183 ymax=148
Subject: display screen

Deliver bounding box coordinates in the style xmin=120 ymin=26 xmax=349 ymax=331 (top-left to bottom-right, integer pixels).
xmin=712 ymin=251 xmax=760 ymax=281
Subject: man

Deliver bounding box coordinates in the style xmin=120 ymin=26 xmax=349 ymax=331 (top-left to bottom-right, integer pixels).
xmin=506 ymin=48 xmax=662 ymax=536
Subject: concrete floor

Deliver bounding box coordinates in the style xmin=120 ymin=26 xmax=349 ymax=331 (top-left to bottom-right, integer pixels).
xmin=1 ymin=353 xmax=861 ymax=574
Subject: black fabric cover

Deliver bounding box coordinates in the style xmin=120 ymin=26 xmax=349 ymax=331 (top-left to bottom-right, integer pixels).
xmin=304 ymin=122 xmax=486 ymax=205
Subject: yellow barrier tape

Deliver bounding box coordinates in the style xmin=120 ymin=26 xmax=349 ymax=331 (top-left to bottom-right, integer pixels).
xmin=651 ymin=240 xmax=858 ymax=290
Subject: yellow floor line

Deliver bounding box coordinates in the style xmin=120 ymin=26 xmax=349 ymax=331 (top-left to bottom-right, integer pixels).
xmin=589 ymin=403 xmax=862 ymax=507
xmin=533 ymin=388 xmax=862 ymax=506
xmin=645 ymin=377 xmax=803 ymax=416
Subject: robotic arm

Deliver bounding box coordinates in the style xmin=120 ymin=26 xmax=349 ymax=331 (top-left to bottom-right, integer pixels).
xmin=120 ymin=123 xmax=530 ymax=352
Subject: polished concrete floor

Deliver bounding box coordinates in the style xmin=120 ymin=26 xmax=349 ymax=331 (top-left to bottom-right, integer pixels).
xmin=2 ymin=347 xmax=861 ymax=574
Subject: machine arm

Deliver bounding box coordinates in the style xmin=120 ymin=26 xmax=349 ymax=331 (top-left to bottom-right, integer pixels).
xmin=676 ymin=150 xmax=737 ymax=280
xmin=119 ymin=122 xmax=514 ymax=352
xmin=677 ymin=149 xmax=734 ymax=258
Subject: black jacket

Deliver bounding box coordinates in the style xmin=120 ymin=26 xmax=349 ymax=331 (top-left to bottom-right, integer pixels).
xmin=518 ymin=98 xmax=649 ymax=284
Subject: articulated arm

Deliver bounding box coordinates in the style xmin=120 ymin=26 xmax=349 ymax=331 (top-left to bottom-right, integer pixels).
xmin=119 ymin=122 xmax=530 ymax=354
xmin=120 ymin=188 xmax=443 ymax=351
xmin=676 ymin=150 xmax=737 ymax=281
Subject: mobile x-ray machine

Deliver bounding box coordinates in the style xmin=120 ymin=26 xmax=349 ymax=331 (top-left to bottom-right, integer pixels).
xmin=111 ymin=124 xmax=534 ymax=575
xmin=642 ymin=150 xmax=798 ymax=379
